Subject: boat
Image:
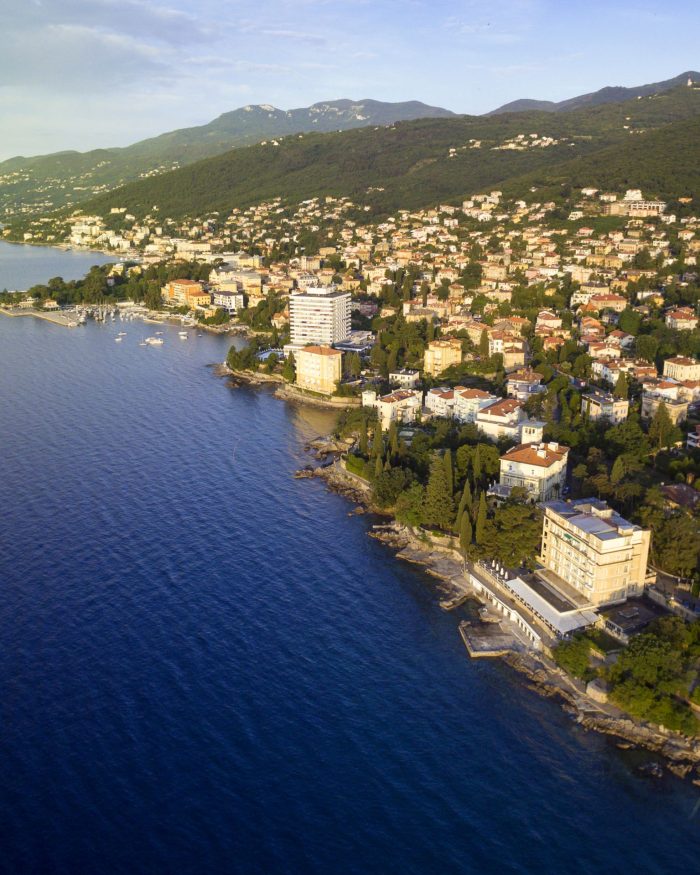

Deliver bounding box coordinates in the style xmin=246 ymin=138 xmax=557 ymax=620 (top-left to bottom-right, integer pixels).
xmin=117 ymin=331 xmax=127 ymax=336
xmin=178 ymin=331 xmax=188 ymax=339
xmin=146 ymin=337 xmax=164 ymax=346
xmin=139 ymin=341 xmax=147 ymax=347
xmin=115 ymin=337 xmax=123 ymax=343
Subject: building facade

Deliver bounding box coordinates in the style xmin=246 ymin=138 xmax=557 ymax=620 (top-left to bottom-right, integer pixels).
xmin=538 ymin=499 xmax=651 ymax=607
xmin=423 ymin=338 xmax=463 ymax=376
xmin=295 ymin=346 xmax=343 ymax=395
xmin=499 ymin=442 xmax=569 ymax=502
xmin=288 ymin=286 xmax=351 ymax=350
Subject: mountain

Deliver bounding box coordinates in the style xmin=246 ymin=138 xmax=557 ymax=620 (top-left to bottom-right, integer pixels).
xmin=0 ymin=99 xmax=454 ymax=221
xmin=50 ymin=84 xmax=700 ymax=224
xmin=488 ymin=71 xmax=700 ymax=115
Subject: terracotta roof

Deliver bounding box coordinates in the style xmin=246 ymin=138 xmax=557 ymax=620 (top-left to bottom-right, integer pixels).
xmin=501 ymin=441 xmax=569 ymax=468
xmin=301 ymin=345 xmax=342 ymax=356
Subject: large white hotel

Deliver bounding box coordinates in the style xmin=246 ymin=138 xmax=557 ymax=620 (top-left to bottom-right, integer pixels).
xmin=285 ymin=286 xmax=351 ymax=354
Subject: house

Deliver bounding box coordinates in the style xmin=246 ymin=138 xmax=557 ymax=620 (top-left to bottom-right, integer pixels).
xmin=363 ymin=389 xmax=422 ymax=429
xmin=423 ymin=338 xmax=462 ymax=376
xmin=641 ymin=392 xmax=688 ymax=425
xmin=453 ymin=388 xmax=498 ymax=423
xmin=497 ymin=441 xmax=569 ymax=502
xmin=389 ymin=368 xmax=420 ymax=389
xmin=186 ymin=288 xmax=212 ymax=310
xmin=295 ymin=346 xmax=343 ymax=395
xmin=663 ymin=356 xmax=700 ymax=382
xmin=506 ymin=369 xmax=545 ymax=401
xmin=475 ymin=398 xmax=544 ymax=443
xmin=581 ymin=390 xmax=629 ymax=424
xmin=424 ymin=387 xmax=455 ymax=418
xmin=665 ymin=308 xmax=698 ymax=331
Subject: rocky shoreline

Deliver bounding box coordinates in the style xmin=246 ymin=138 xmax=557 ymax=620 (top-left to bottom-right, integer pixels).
xmin=304 ymin=458 xmax=700 ymax=783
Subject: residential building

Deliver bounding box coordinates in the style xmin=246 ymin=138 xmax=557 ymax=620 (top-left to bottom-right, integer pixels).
xmin=423 ymin=338 xmax=463 ymax=376
xmin=211 ymin=289 xmax=245 ymax=314
xmin=287 ymin=286 xmax=351 ymax=351
xmin=665 ymin=308 xmax=698 ymax=331
xmin=454 ymin=388 xmax=498 ymax=423
xmin=538 ymin=498 xmax=651 ymax=606
xmin=389 ymin=368 xmax=420 ymax=389
xmin=498 ymin=441 xmax=569 ymax=502
xmin=581 ymin=390 xmax=629 ymax=424
xmin=161 ymin=278 xmax=203 ymax=306
xmin=663 ymin=356 xmax=700 ymax=382
xmin=363 ymin=389 xmax=422 ymax=429
xmin=295 ymin=346 xmax=343 ymax=395
xmin=641 ymin=393 xmax=689 ymax=425
xmin=476 ymin=398 xmax=544 ymax=443
xmin=506 ymin=369 xmax=545 ymax=401
xmin=424 ymin=387 xmax=455 ymax=418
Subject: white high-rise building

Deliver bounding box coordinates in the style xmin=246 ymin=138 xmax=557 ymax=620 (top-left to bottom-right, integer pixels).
xmin=286 ymin=286 xmax=351 ymax=352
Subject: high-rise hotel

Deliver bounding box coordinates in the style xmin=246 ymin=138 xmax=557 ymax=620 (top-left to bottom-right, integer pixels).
xmin=285 ymin=286 xmax=351 ymax=353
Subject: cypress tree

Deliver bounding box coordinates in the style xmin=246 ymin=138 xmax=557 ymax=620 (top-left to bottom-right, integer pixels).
xmin=443 ymin=448 xmax=453 ymax=497
xmin=456 ymin=479 xmax=472 ymax=524
xmin=475 ymin=492 xmax=488 ymax=546
xmin=459 ymin=512 xmax=473 ymax=554
xmin=359 ymin=418 xmax=368 ymax=456
xmin=371 ymin=423 xmax=382 ymax=458
xmin=472 ymin=444 xmax=482 ymax=484
xmin=374 ymin=453 xmax=383 ymax=479
xmin=422 ymin=456 xmax=455 ymax=530
xmin=389 ymin=421 xmax=399 ymax=456
xmin=479 ymin=329 xmax=489 ymax=358
xmin=613 ymin=371 xmax=629 ymax=400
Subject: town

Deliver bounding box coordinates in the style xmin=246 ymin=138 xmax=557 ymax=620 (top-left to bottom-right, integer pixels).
xmin=3 ymin=180 xmax=700 ymax=740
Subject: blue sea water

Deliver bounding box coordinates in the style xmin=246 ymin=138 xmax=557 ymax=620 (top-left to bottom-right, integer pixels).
xmin=1 ymin=258 xmax=699 ymax=873
xmin=0 ymin=240 xmax=114 ymax=291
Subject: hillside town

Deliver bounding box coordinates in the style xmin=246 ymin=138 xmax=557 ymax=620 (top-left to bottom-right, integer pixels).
xmin=4 ymin=181 xmax=700 ymax=734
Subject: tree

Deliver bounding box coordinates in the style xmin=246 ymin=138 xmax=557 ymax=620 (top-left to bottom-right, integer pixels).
xmin=613 ymin=372 xmax=629 ymax=400
xmin=475 ymin=492 xmax=488 ymax=545
xmin=422 ymin=456 xmax=455 ymax=530
xmin=459 ymin=512 xmax=473 ymax=554
xmin=443 ymin=449 xmax=453 ymax=497
xmin=648 ymin=402 xmax=679 ymax=451
xmin=282 ymin=352 xmax=296 ymax=383
xmin=395 ymin=483 xmax=424 ymax=527
xmin=479 ymin=329 xmax=489 ymax=359
xmin=635 ymin=334 xmax=659 ymax=364
xmin=359 ymin=418 xmax=368 ymax=456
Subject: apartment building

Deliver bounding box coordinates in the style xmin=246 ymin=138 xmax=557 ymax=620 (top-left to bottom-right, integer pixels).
xmin=538 ymin=499 xmax=651 ymax=606
xmin=423 ymin=338 xmax=463 ymax=376
xmin=295 ymin=346 xmax=343 ymax=395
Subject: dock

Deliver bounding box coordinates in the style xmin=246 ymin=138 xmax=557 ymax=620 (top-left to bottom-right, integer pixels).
xmin=458 ymin=620 xmax=521 ymax=658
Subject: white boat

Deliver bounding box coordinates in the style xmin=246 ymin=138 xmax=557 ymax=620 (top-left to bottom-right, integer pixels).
xmin=115 ymin=337 xmax=123 ymax=342
xmin=178 ymin=331 xmax=188 ymax=339
xmin=117 ymin=331 xmax=127 ymax=336
xmin=146 ymin=336 xmax=164 ymax=346
xmin=139 ymin=341 xmax=147 ymax=347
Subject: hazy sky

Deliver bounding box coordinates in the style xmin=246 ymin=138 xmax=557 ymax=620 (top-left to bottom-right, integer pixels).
xmin=1 ymin=0 xmax=698 ymax=160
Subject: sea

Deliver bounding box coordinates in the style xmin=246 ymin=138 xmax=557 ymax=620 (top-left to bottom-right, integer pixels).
xmin=0 ymin=244 xmax=698 ymax=875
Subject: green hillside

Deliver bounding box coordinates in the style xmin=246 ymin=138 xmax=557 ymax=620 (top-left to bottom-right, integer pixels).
xmin=63 ymin=86 xmax=700 ymax=222
xmin=0 ymin=100 xmax=453 ymax=221
xmin=502 ymin=115 xmax=700 ymax=203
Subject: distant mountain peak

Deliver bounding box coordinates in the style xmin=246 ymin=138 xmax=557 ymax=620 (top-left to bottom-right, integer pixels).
xmin=487 ymin=70 xmax=700 ymax=116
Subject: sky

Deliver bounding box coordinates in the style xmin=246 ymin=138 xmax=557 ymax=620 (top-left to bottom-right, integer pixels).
xmin=1 ymin=0 xmax=698 ymax=160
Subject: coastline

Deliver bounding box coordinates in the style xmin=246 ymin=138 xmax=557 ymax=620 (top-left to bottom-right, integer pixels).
xmin=305 ymin=458 xmax=700 ymax=782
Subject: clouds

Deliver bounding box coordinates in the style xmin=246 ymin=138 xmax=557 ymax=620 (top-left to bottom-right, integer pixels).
xmin=0 ymin=0 xmax=699 ymax=159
